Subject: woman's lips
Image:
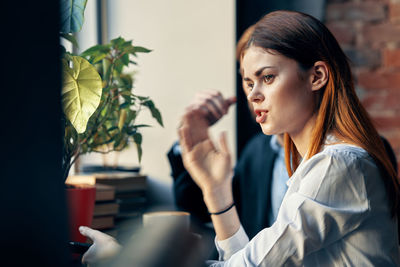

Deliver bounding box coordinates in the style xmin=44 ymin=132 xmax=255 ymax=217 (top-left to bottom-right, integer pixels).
xmin=254 ymin=109 xmax=268 ymax=123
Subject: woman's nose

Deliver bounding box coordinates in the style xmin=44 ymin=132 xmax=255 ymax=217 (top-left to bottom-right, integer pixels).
xmin=247 ymin=84 xmax=264 ymax=103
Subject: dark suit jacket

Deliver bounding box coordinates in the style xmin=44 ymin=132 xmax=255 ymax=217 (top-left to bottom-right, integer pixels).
xmin=167 ymin=134 xmax=278 ymax=239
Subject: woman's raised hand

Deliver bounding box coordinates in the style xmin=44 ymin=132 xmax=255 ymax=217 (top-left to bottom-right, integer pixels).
xmin=178 ymin=105 xmax=234 ymax=210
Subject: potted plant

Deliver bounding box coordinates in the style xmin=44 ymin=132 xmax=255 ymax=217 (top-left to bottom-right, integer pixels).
xmin=60 ymin=0 xmax=163 ymax=243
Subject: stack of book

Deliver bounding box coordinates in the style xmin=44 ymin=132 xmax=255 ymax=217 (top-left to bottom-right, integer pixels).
xmin=92 ymin=183 xmax=119 ymax=230
xmin=94 ymin=172 xmax=148 ymax=219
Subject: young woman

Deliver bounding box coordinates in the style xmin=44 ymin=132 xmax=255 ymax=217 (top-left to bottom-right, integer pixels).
xmin=178 ymin=10 xmax=400 ymax=266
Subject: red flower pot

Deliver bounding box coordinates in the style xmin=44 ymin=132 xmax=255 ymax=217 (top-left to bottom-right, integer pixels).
xmin=66 ymin=184 xmax=96 ymax=243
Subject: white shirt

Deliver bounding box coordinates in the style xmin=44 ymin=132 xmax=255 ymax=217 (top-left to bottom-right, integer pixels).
xmin=208 ymin=142 xmax=400 ymax=266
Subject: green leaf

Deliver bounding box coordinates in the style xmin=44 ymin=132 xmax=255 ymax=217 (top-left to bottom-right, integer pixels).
xmin=107 ymin=126 xmax=119 ymax=132
xmin=133 ymin=132 xmax=143 ymax=161
xmin=133 ymin=46 xmax=152 ymax=53
xmin=118 ymin=109 xmax=127 ymax=130
xmin=103 ymin=60 xmax=112 ymax=82
xmin=143 ymin=100 xmax=164 ymax=127
xmin=133 ymin=132 xmax=142 ymax=144
xmin=126 ymin=110 xmax=137 ymax=123
xmin=60 ymin=0 xmax=88 ymax=33
xmin=113 ymin=134 xmax=122 ymax=149
xmin=135 ymin=95 xmax=149 ymax=101
xmin=127 ymin=127 xmax=137 ymax=135
xmin=110 ymin=37 xmax=125 ymax=48
xmin=134 ymin=124 xmax=151 ymax=128
xmin=62 ymin=55 xmax=102 ymax=133
xmin=61 ymin=33 xmax=79 ymax=48
xmin=120 ymin=40 xmax=133 ymax=50
xmin=81 ymin=44 xmax=110 ymax=57
xmin=120 ymin=102 xmax=130 ymax=109
xmin=81 ymin=143 xmax=88 ymax=154
xmin=121 ymin=54 xmax=130 ymax=66
xmin=113 ymin=59 xmax=124 ymax=74
xmin=93 ymin=54 xmax=107 ymax=64
xmin=127 ymin=46 xmax=152 ymax=56
xmin=81 ymin=44 xmax=110 ymax=64
xmin=120 ymin=90 xmax=131 ymax=96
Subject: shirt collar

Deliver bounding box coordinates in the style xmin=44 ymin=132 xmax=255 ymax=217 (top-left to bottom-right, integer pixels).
xmin=270 ymin=135 xmax=282 ymax=153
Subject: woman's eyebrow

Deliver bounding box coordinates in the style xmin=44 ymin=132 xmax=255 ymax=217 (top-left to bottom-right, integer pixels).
xmin=243 ymin=66 xmax=276 ymax=81
xmin=254 ymin=66 xmax=276 ymax=77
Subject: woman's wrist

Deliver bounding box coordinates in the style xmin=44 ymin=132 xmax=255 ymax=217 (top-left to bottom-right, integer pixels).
xmin=208 ymin=202 xmax=235 ymax=215
xmin=203 ymin=183 xmax=233 ymax=214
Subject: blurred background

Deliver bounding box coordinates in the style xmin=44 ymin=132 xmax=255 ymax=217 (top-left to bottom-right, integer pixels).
xmin=2 ymin=0 xmax=399 ymax=266
xmin=74 ymin=0 xmax=400 ymax=184
xmin=73 ymin=0 xmax=237 ymax=184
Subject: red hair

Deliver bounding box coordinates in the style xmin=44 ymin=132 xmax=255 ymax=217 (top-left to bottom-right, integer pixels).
xmin=248 ymin=10 xmax=400 ymax=217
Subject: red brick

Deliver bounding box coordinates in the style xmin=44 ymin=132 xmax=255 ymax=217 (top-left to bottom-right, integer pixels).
xmin=389 ymin=2 xmax=400 ymax=22
xmin=366 ymin=0 xmax=391 ymax=4
xmin=362 ymin=89 xmax=400 ymax=118
xmin=344 ymin=47 xmax=381 ymax=68
xmin=379 ymin=131 xmax=400 ymax=167
xmin=383 ymin=48 xmax=400 ymax=67
xmin=371 ymin=115 xmax=400 ymax=130
xmin=326 ymin=22 xmax=356 ymax=45
xmin=361 ymin=89 xmax=387 ymax=109
xmin=383 ymin=87 xmax=400 ymax=107
xmin=377 ymin=129 xmax=400 ymax=173
xmin=363 ymin=22 xmax=400 ymax=46
xmin=326 ymin=1 xmax=387 ymax=22
xmin=358 ymin=69 xmax=400 ymax=90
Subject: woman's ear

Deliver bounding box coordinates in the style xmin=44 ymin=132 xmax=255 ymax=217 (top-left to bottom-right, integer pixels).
xmin=310 ymin=61 xmax=329 ymax=91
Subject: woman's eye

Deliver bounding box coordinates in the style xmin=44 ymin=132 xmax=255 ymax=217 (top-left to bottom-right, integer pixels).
xmin=246 ymin=83 xmax=254 ymax=91
xmin=263 ymin=74 xmax=275 ymax=83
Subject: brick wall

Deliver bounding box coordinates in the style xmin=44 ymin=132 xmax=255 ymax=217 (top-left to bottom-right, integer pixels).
xmin=325 ymin=0 xmax=400 ymax=172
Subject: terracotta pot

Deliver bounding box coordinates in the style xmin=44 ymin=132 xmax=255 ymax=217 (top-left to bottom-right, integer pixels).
xmin=66 ymin=184 xmax=96 ymax=242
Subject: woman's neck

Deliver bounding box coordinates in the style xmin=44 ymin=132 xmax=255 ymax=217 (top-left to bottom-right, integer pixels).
xmin=289 ymin=115 xmax=317 ymax=158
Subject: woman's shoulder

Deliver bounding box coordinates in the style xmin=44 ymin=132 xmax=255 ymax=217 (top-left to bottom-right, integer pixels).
xmin=321 ymin=143 xmax=370 ymax=160
xmin=294 ymin=143 xmax=376 ymax=204
xmin=319 ymin=135 xmax=370 ymax=161
xmin=298 ymin=143 xmax=376 ymax=179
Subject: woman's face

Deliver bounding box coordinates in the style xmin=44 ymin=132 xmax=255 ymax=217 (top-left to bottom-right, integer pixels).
xmin=241 ymin=46 xmax=317 ymax=137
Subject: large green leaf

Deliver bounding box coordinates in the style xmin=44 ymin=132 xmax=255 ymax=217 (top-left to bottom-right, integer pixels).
xmin=60 ymin=0 xmax=87 ymax=33
xmin=62 ymin=55 xmax=102 ymax=133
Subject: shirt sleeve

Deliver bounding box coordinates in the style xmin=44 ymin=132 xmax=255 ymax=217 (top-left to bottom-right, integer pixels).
xmin=215 ymin=225 xmax=249 ymax=260
xmin=212 ymin=150 xmax=372 ymax=266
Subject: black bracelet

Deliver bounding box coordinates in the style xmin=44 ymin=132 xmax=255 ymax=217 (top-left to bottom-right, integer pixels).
xmin=208 ymin=202 xmax=235 ymax=215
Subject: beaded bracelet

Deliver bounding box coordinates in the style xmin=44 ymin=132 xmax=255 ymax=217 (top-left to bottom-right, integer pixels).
xmin=208 ymin=202 xmax=235 ymax=215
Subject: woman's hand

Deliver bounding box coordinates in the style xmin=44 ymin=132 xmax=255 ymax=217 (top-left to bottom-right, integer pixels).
xmin=79 ymin=226 xmax=121 ymax=264
xmin=191 ymin=90 xmax=236 ymax=126
xmin=178 ymin=106 xmax=234 ymax=211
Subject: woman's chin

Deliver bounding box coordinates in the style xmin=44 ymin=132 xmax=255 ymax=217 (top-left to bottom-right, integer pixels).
xmin=260 ymin=125 xmax=276 ymax=136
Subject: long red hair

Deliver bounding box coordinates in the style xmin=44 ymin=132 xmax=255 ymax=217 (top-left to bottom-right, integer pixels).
xmin=247 ymin=10 xmax=400 ymax=217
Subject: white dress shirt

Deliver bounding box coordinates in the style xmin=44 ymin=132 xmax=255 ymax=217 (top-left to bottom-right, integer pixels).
xmin=207 ymin=140 xmax=400 ymax=266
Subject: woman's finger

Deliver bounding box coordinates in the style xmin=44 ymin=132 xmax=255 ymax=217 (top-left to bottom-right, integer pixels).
xmin=79 ymin=226 xmax=99 ymax=240
xmin=178 ymin=125 xmax=192 ymax=152
xmin=219 ymin=131 xmax=231 ymax=156
xmin=225 ymin=96 xmax=237 ymax=109
xmin=196 ymin=95 xmax=224 ymax=121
